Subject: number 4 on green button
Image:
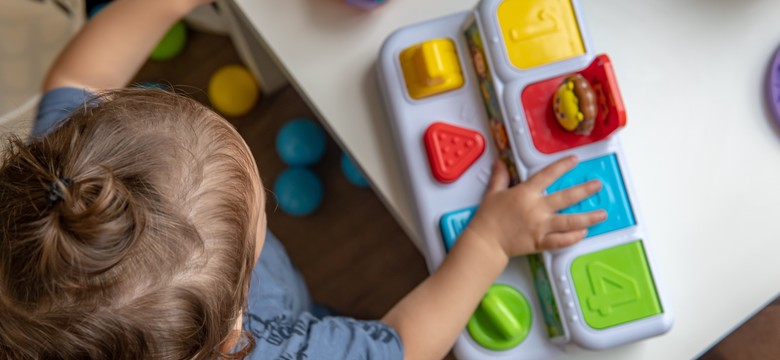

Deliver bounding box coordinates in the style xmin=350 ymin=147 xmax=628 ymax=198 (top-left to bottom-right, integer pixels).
xmin=585 ymin=262 xmax=639 ymax=316
xmin=571 ymin=241 xmax=662 ymax=329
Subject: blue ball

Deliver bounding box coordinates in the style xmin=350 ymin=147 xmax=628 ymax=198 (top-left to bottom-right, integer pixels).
xmin=88 ymin=2 xmax=109 ymax=19
xmin=340 ymin=153 xmax=369 ymax=188
xmin=273 ymin=167 xmax=323 ymax=216
xmin=276 ymin=118 xmax=326 ymax=166
xmin=136 ymin=81 xmax=171 ymax=91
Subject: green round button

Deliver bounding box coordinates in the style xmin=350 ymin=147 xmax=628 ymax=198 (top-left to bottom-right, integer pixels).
xmin=150 ymin=21 xmax=187 ymax=61
xmin=467 ymin=284 xmax=532 ymax=351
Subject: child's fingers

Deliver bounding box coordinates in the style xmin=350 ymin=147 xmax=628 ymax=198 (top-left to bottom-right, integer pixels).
xmin=546 ymin=179 xmax=602 ymax=210
xmin=526 ymin=156 xmax=578 ymax=191
xmin=548 ymin=211 xmax=607 ymax=233
xmin=486 ymin=159 xmax=510 ymax=194
xmin=541 ymin=230 xmax=588 ymax=250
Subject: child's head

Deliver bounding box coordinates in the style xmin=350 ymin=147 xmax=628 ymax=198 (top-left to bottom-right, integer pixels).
xmin=0 ymin=90 xmax=266 ymax=358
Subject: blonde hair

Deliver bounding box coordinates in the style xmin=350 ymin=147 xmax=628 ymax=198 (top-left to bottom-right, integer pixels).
xmin=0 ymin=90 xmax=260 ymax=359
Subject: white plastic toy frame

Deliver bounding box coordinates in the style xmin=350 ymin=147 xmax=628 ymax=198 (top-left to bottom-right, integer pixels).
xmin=377 ymin=0 xmax=673 ymax=358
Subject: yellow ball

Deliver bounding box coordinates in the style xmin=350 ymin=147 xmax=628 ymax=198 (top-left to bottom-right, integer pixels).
xmin=208 ymin=65 xmax=260 ymax=117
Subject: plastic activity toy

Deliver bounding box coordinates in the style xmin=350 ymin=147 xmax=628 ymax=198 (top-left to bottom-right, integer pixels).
xmin=150 ymin=21 xmax=187 ymax=61
xmin=276 ymin=118 xmax=327 ymax=166
xmin=377 ymin=0 xmax=672 ymax=358
xmin=340 ymin=152 xmax=370 ymax=188
xmin=207 ymin=65 xmax=259 ymax=117
xmin=274 ymin=167 xmax=324 ymax=217
xmin=768 ymin=47 xmax=780 ymax=127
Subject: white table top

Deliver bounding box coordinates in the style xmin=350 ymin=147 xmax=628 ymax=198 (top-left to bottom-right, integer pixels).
xmin=233 ymin=0 xmax=780 ymax=358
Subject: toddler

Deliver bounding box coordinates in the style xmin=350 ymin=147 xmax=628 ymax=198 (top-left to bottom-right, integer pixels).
xmin=0 ymin=0 xmax=605 ymax=359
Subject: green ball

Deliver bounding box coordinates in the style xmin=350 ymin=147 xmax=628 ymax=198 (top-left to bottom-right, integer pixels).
xmin=150 ymin=21 xmax=187 ymax=61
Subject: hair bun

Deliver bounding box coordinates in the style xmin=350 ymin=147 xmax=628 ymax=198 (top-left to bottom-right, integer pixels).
xmin=42 ymin=170 xmax=144 ymax=278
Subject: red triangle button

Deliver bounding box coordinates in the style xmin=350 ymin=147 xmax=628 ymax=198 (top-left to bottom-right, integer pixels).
xmin=424 ymin=122 xmax=486 ymax=183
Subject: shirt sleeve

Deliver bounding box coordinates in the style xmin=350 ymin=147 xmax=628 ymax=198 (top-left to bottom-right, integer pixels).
xmin=245 ymin=312 xmax=404 ymax=360
xmin=244 ymin=233 xmax=404 ymax=359
xmin=33 ymin=87 xmax=93 ymax=138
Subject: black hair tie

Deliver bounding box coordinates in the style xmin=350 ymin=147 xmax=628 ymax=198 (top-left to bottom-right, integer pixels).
xmin=47 ymin=177 xmax=73 ymax=208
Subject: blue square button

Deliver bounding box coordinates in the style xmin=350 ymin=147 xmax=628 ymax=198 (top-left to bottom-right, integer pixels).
xmin=547 ymin=154 xmax=635 ymax=238
xmin=439 ymin=206 xmax=477 ymax=252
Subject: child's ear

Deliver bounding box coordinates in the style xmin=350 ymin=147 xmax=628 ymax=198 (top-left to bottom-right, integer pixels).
xmin=253 ymin=212 xmax=268 ymax=264
xmin=218 ymin=311 xmax=244 ymax=354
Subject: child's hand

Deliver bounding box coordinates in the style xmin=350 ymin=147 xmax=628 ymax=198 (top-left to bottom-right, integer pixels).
xmin=384 ymin=156 xmax=606 ymax=359
xmin=44 ymin=0 xmax=218 ymax=91
xmin=466 ymin=156 xmax=606 ymax=258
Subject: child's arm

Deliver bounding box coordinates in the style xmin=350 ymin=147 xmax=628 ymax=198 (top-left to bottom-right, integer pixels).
xmin=43 ymin=0 xmax=212 ymax=92
xmin=382 ymin=156 xmax=605 ymax=360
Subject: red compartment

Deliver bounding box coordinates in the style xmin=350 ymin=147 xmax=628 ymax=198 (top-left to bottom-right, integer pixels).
xmin=521 ymin=55 xmax=627 ymax=154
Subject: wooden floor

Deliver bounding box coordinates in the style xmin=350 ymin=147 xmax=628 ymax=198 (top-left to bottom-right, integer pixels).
xmin=134 ymin=29 xmax=776 ymax=360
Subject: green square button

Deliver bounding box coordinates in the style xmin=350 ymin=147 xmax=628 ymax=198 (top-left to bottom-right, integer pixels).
xmin=571 ymin=240 xmax=662 ymax=329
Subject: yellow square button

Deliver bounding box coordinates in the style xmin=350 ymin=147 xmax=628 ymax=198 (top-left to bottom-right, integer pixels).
xmin=400 ymin=39 xmax=464 ymax=99
xmin=498 ymin=0 xmax=585 ymax=69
